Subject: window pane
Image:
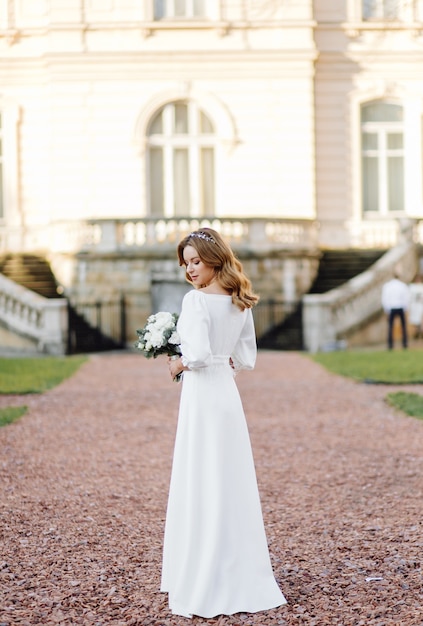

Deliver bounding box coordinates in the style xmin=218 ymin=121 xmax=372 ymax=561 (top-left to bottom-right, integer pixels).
xmin=387 ymin=133 xmax=403 ymax=149
xmin=175 ymin=0 xmax=186 ymax=17
xmin=362 ymin=156 xmax=379 ymax=212
xmin=388 ymin=156 xmax=404 ymax=211
xmin=193 ymin=0 xmax=205 ymax=16
xmin=363 ymin=0 xmax=401 ymax=19
xmin=384 ymin=0 xmax=401 ymax=18
xmin=174 ymin=148 xmax=189 ymax=215
xmin=174 ymin=103 xmax=188 ymax=134
xmin=362 ymin=102 xmax=403 ymax=122
xmin=201 ymin=148 xmax=214 ymax=215
xmin=199 ymin=111 xmax=214 ymax=134
xmin=147 ymin=102 xmax=216 ymax=217
xmin=154 ymin=0 xmax=165 ymax=19
xmin=148 ymin=110 xmax=163 ymax=135
xmin=149 ymin=148 xmax=164 ymax=216
xmin=362 ymin=132 xmax=378 ymax=150
xmin=363 ymin=0 xmax=377 ymax=19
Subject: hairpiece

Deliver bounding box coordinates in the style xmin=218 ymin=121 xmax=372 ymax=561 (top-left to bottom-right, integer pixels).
xmin=189 ymin=231 xmax=216 ymax=244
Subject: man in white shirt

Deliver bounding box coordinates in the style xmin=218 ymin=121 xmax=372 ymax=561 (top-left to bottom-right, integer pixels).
xmin=381 ymin=273 xmax=410 ymax=350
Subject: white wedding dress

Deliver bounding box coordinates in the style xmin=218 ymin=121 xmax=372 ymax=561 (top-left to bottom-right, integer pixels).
xmin=161 ymin=289 xmax=287 ymax=618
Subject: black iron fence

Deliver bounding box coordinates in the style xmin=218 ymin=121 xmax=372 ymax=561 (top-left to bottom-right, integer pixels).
xmin=67 ymin=296 xmax=126 ymax=354
xmin=254 ymin=298 xmax=303 ymax=350
xmin=253 ymin=299 xmax=296 ymax=338
xmin=66 ymin=295 xmax=300 ymax=354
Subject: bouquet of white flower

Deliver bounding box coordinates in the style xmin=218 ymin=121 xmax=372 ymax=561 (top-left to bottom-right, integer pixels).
xmin=135 ymin=311 xmax=183 ymax=381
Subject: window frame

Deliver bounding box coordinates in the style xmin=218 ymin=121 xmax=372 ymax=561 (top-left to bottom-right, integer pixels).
xmin=153 ymin=0 xmax=208 ymax=20
xmin=0 ymin=112 xmax=4 ymax=219
xmin=362 ymin=0 xmax=401 ymax=21
xmin=0 ymin=102 xmax=19 ymax=224
xmin=361 ymin=101 xmax=405 ymax=216
xmin=147 ymin=100 xmax=216 ymax=218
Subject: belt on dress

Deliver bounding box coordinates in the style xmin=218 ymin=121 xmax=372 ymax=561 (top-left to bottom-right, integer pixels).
xmin=211 ymin=355 xmax=230 ymax=365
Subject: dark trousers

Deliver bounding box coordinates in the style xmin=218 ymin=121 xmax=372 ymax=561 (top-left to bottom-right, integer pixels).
xmin=388 ymin=308 xmax=408 ymax=349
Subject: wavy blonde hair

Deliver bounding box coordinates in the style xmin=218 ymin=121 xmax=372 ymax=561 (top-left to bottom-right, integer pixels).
xmin=177 ymin=227 xmax=259 ymax=311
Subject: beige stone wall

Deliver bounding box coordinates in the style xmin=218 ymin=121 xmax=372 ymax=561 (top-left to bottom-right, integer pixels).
xmin=0 ymin=0 xmax=317 ymax=238
xmin=315 ymin=0 xmax=423 ymax=247
xmin=53 ymin=248 xmax=319 ymax=343
xmin=0 ymin=323 xmax=38 ymax=353
xmin=346 ymin=312 xmax=418 ymax=349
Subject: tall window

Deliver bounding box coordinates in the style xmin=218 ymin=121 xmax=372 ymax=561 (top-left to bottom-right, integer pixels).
xmin=361 ymin=101 xmax=404 ymax=214
xmin=362 ymin=0 xmax=402 ymax=20
xmin=154 ymin=0 xmax=206 ymax=19
xmin=147 ymin=101 xmax=215 ymax=217
xmin=0 ymin=113 xmax=3 ymax=219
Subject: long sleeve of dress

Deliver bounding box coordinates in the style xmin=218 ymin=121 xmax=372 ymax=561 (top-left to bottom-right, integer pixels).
xmin=178 ymin=290 xmax=213 ymax=370
xmin=230 ymin=308 xmax=257 ymax=371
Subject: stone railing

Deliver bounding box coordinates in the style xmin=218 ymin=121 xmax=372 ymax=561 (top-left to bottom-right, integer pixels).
xmin=302 ymin=241 xmax=419 ymax=353
xmin=0 ymin=274 xmax=68 ymax=355
xmin=0 ymin=221 xmax=101 ymax=255
xmin=102 ymin=217 xmax=321 ymax=252
xmin=0 ymin=217 xmax=320 ymax=254
xmin=2 ymin=217 xmax=423 ymax=254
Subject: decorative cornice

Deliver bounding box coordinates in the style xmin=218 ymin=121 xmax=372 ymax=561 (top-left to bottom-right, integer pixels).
xmin=0 ymin=18 xmax=317 ymax=43
xmin=314 ymin=21 xmax=423 ymax=42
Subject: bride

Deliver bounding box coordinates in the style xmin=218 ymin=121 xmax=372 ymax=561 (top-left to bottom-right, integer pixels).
xmin=162 ymin=227 xmax=287 ymax=618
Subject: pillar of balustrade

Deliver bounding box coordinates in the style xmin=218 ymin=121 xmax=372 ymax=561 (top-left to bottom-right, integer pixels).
xmin=38 ymin=300 xmax=68 ymax=355
xmin=302 ymin=293 xmax=337 ymax=353
xmin=96 ymin=220 xmax=119 ymax=252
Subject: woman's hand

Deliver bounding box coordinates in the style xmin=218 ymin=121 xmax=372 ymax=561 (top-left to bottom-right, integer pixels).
xmin=168 ymin=356 xmax=185 ymax=381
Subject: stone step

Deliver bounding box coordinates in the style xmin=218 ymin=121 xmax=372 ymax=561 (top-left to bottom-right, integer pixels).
xmin=259 ymin=249 xmax=385 ymax=350
xmin=0 ymin=253 xmax=61 ymax=299
xmin=309 ymin=249 xmax=384 ymax=294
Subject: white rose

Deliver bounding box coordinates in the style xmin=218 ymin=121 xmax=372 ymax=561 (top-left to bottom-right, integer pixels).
xmin=155 ymin=311 xmax=173 ymax=330
xmin=150 ymin=330 xmax=164 ymax=348
xmin=168 ymin=331 xmax=180 ymax=345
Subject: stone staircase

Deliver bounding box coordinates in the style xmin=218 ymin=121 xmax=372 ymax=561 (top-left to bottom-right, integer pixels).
xmin=0 ymin=253 xmax=61 ymax=298
xmin=308 ymin=250 xmax=385 ymax=295
xmin=0 ymin=253 xmax=124 ymax=354
xmin=258 ymin=249 xmax=385 ymax=351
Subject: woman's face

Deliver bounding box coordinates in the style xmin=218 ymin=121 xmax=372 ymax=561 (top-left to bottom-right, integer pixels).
xmin=183 ymin=245 xmax=216 ymax=287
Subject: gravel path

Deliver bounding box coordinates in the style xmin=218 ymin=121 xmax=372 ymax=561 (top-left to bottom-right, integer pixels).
xmin=1 ymin=351 xmax=423 ymax=626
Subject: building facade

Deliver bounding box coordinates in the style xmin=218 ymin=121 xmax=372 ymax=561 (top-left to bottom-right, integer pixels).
xmin=1 ymin=0 xmax=423 ymax=345
xmin=1 ymin=1 xmax=423 ymax=251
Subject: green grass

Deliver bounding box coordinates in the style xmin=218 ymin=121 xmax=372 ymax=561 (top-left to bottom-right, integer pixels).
xmin=311 ymin=349 xmax=423 ymax=422
xmin=0 ymin=355 xmax=87 ymax=394
xmin=0 ymin=405 xmax=28 ymax=426
xmin=310 ymin=349 xmax=423 ymax=384
xmin=386 ymin=392 xmax=423 ymax=420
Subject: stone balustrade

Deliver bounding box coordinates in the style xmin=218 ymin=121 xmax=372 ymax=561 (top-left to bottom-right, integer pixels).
xmin=0 ymin=217 xmax=320 ymax=255
xmin=1 ymin=217 xmax=422 ymax=255
xmin=79 ymin=216 xmax=321 ymax=253
xmin=1 ymin=217 xmax=422 ymax=354
xmin=0 ymin=274 xmax=68 ymax=355
xmin=302 ymin=241 xmax=419 ymax=353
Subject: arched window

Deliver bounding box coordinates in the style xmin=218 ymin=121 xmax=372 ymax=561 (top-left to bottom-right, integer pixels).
xmin=361 ymin=101 xmax=404 ymax=214
xmin=147 ymin=100 xmax=215 ymax=217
